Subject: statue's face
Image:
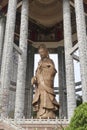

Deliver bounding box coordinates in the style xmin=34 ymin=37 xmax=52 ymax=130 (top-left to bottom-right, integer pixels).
xmin=38 ymin=48 xmax=48 ymax=59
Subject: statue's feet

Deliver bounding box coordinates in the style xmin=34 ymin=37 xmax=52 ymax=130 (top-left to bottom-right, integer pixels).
xmin=37 ymin=109 xmax=56 ymax=119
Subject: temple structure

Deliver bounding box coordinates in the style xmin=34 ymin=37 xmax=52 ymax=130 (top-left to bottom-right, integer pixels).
xmin=0 ymin=0 xmax=87 ymax=121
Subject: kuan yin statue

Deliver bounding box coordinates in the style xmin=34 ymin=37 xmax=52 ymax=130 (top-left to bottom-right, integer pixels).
xmin=31 ymin=44 xmax=59 ymax=119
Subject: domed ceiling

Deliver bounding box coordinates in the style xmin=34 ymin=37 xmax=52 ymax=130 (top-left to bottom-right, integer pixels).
xmin=29 ymin=0 xmax=63 ymax=27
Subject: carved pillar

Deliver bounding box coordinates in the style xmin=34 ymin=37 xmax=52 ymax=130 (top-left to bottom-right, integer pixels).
xmin=14 ymin=0 xmax=29 ymax=119
xmin=74 ymin=0 xmax=87 ymax=102
xmin=24 ymin=45 xmax=34 ymax=118
xmin=0 ymin=17 xmax=5 ymax=75
xmin=0 ymin=0 xmax=17 ymax=118
xmin=58 ymin=47 xmax=67 ymax=118
xmin=63 ymin=0 xmax=76 ymax=119
xmin=0 ymin=17 xmax=6 ymax=118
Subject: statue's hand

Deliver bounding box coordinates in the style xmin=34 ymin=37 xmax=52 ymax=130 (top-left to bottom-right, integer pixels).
xmin=31 ymin=76 xmax=37 ymax=85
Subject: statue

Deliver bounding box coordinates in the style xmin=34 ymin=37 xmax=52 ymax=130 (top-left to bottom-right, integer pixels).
xmin=31 ymin=44 xmax=59 ymax=119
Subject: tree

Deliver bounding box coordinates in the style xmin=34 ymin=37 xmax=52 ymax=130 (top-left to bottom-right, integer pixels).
xmin=65 ymin=103 xmax=87 ymax=130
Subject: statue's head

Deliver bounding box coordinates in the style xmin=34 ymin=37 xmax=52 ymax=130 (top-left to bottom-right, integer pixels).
xmin=38 ymin=44 xmax=49 ymax=59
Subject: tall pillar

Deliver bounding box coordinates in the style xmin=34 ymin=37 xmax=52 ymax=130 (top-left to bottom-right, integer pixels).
xmin=58 ymin=47 xmax=67 ymax=118
xmin=15 ymin=0 xmax=29 ymax=119
xmin=0 ymin=0 xmax=17 ymax=118
xmin=24 ymin=45 xmax=34 ymax=118
xmin=63 ymin=0 xmax=76 ymax=119
xmin=0 ymin=17 xmax=6 ymax=118
xmin=74 ymin=0 xmax=87 ymax=102
xmin=0 ymin=17 xmax=5 ymax=74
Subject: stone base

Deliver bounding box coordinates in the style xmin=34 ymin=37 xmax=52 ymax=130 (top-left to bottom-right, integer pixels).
xmin=21 ymin=124 xmax=66 ymax=130
xmin=0 ymin=118 xmax=69 ymax=130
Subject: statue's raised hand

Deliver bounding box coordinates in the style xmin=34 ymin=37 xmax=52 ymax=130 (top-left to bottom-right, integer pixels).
xmin=31 ymin=76 xmax=37 ymax=85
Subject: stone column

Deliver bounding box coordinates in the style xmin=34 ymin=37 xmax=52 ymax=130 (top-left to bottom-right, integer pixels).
xmin=0 ymin=17 xmax=5 ymax=74
xmin=0 ymin=0 xmax=17 ymax=118
xmin=0 ymin=17 xmax=5 ymax=118
xmin=58 ymin=47 xmax=67 ymax=118
xmin=14 ymin=0 xmax=29 ymax=119
xmin=74 ymin=0 xmax=87 ymax=102
xmin=63 ymin=0 xmax=76 ymax=119
xmin=24 ymin=45 xmax=34 ymax=118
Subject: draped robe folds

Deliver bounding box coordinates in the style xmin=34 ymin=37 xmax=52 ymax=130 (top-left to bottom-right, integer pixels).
xmin=32 ymin=57 xmax=59 ymax=118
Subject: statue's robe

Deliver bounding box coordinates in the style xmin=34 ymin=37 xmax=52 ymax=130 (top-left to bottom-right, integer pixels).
xmin=32 ymin=57 xmax=59 ymax=118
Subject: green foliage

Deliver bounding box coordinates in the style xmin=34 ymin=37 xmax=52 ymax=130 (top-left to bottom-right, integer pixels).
xmin=64 ymin=126 xmax=71 ymax=130
xmin=65 ymin=103 xmax=87 ymax=130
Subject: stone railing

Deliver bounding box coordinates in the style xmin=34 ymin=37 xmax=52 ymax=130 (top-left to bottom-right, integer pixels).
xmin=4 ymin=117 xmax=69 ymax=125
xmin=0 ymin=118 xmax=69 ymax=130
